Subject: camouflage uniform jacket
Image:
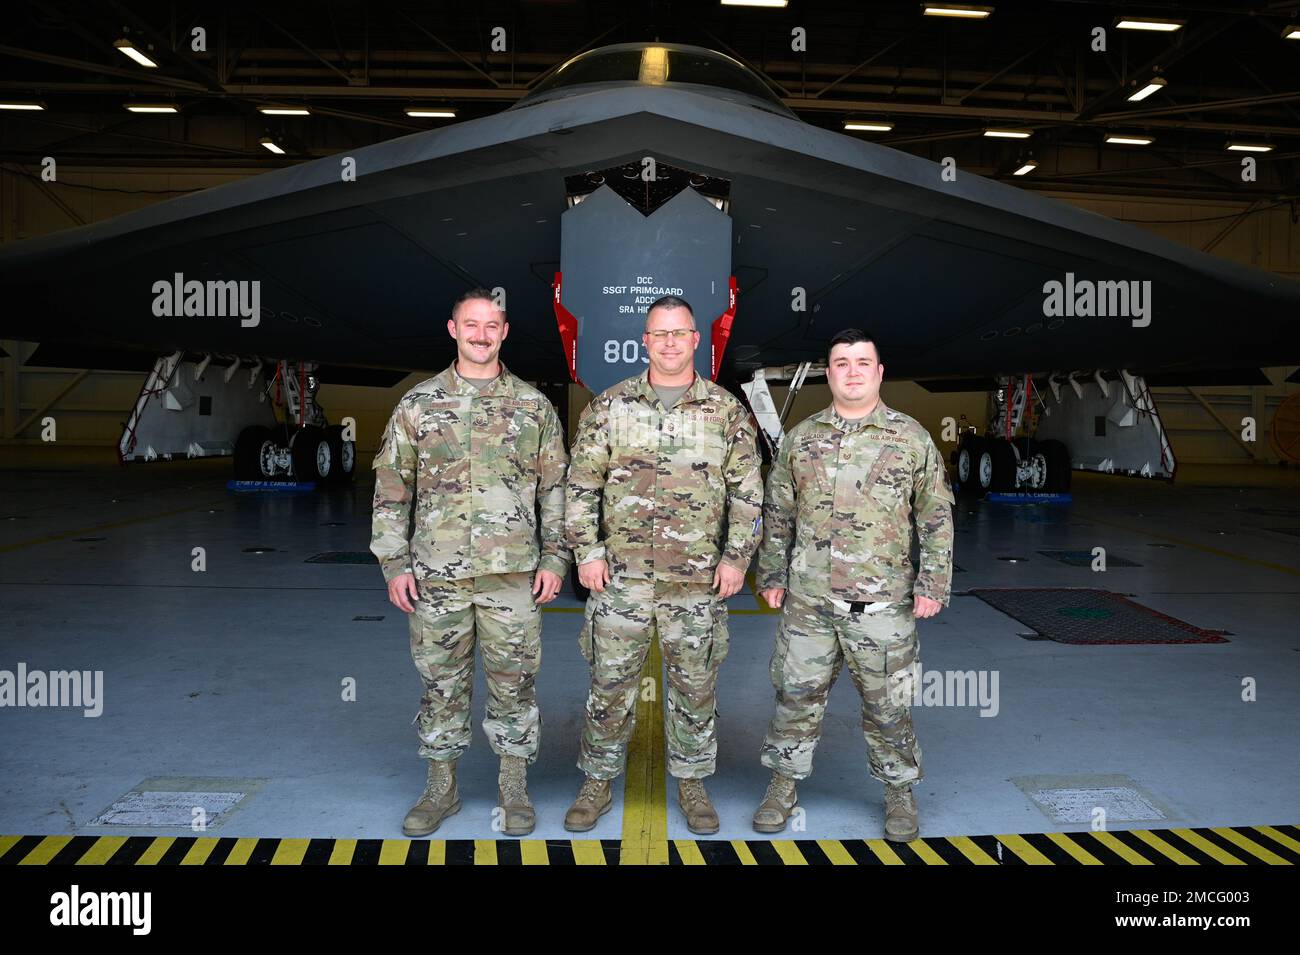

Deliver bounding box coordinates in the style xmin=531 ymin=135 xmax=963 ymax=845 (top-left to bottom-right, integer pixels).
xmin=370 ymin=361 xmax=570 ymax=582
xmin=756 ymin=400 xmax=955 ymax=604
xmin=565 ymin=370 xmax=764 ymax=583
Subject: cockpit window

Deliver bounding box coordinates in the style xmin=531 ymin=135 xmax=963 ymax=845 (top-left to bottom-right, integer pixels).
xmin=522 ymin=44 xmax=790 ymax=114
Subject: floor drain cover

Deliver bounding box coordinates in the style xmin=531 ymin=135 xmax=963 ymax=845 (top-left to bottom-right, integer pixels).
xmin=971 ymin=588 xmax=1228 ymax=644
xmin=306 ymin=551 xmax=378 ymax=564
xmin=90 ymin=784 xmax=251 ymax=827
xmin=1030 ymin=786 xmax=1166 ymax=823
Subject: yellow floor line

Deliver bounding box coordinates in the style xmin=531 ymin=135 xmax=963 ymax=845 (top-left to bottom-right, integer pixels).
xmin=1046 ymin=832 xmax=1103 ymax=865
xmin=135 ymin=836 xmax=175 ymax=865
xmin=222 ymin=837 xmax=258 ymax=865
xmin=519 ymin=840 xmax=550 ymax=865
xmin=77 ymin=836 xmax=129 ymax=865
xmin=378 ymin=840 xmax=409 ymax=865
xmin=620 ymin=636 xmax=667 ymax=865
xmin=1169 ymin=828 xmax=1244 ymax=865
xmin=327 ymin=839 xmax=356 ymax=865
xmin=1255 ymin=825 xmax=1300 ymax=855
xmin=674 ymin=839 xmax=707 ymax=865
xmin=996 ymin=834 xmax=1052 ymax=865
xmin=817 ymin=839 xmax=859 ymax=865
xmin=908 ymin=839 xmax=948 ymax=865
xmin=474 ymin=839 xmax=498 ymax=865
xmin=571 ymin=840 xmax=606 ymax=865
xmin=271 ymin=838 xmax=310 ymax=865
xmin=427 ymin=841 xmax=446 ymax=865
xmin=730 ymin=839 xmax=758 ymax=864
xmin=1090 ymin=831 xmax=1151 ymax=865
xmin=770 ymin=841 xmax=808 ymax=865
xmin=1132 ymin=829 xmax=1198 ymax=865
xmin=864 ymin=839 xmax=905 ymax=865
xmin=179 ymin=837 xmax=219 ymax=865
xmin=1211 ymin=827 xmax=1289 ymax=864
xmin=0 ymin=498 xmax=227 ymax=554
xmin=17 ymin=835 xmax=72 ymax=865
xmin=1075 ymin=512 xmax=1300 ymax=577
xmin=0 ymin=835 xmax=22 ymax=861
xmin=946 ymin=836 xmax=999 ymax=865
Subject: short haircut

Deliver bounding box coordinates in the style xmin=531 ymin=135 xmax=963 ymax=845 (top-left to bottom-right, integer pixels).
xmin=645 ymin=294 xmax=695 ymax=329
xmin=828 ymin=328 xmax=881 ymax=364
xmin=451 ymin=287 xmax=505 ymax=323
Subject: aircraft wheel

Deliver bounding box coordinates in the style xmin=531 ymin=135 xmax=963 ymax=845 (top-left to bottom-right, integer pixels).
xmin=956 ymin=436 xmax=985 ymax=493
xmin=1041 ymin=440 xmax=1072 ymax=492
xmin=291 ymin=425 xmax=331 ymax=482
xmin=986 ymin=438 xmax=1018 ymax=492
xmin=233 ymin=426 xmax=269 ymax=480
xmin=325 ymin=424 xmax=355 ymax=484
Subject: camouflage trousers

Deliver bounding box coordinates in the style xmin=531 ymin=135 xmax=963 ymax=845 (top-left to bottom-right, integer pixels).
xmin=408 ymin=571 xmax=541 ymax=763
xmin=577 ymin=575 xmax=729 ymax=780
xmin=760 ymin=589 xmax=922 ymax=785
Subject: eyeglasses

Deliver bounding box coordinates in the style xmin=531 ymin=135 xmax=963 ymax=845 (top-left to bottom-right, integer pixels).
xmin=646 ymin=328 xmax=695 ymax=342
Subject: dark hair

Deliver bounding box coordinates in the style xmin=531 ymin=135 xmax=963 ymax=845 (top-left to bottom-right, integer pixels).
xmin=647 ymin=295 xmax=694 ymax=320
xmin=451 ymin=287 xmax=505 ymax=322
xmin=828 ymin=328 xmax=881 ymax=364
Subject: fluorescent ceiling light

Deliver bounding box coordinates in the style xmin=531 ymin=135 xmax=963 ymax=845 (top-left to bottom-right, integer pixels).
xmin=1127 ymin=77 xmax=1166 ymax=102
xmin=258 ymin=106 xmax=311 ymax=116
xmin=125 ymin=103 xmax=178 ymax=113
xmin=114 ymin=38 xmax=158 ymax=68
xmin=1226 ymin=142 xmax=1273 ymax=152
xmin=844 ymin=119 xmax=894 ymax=132
xmin=1105 ymin=134 xmax=1154 ymax=145
xmin=405 ymin=107 xmax=457 ymax=118
xmin=259 ymin=138 xmax=285 ymax=154
xmin=0 ymin=101 xmax=46 ymax=110
xmin=1114 ymin=17 xmax=1183 ymax=32
xmin=923 ymin=4 xmax=994 ymax=18
xmin=720 ymin=0 xmax=789 ymax=6
xmin=1012 ymin=161 xmax=1037 ymax=176
xmin=984 ymin=128 xmax=1031 ymax=138
xmin=1284 ymin=24 xmax=1300 ymax=40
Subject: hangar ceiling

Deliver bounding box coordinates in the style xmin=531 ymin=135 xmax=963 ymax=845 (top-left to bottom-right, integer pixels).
xmin=0 ymin=0 xmax=1298 ymax=203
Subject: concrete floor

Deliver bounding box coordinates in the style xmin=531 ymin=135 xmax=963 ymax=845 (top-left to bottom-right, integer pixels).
xmin=0 ymin=460 xmax=1296 ymax=842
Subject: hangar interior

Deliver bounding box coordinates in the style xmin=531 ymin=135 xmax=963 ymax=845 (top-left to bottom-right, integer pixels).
xmin=1 ymin=1 xmax=1298 ymax=865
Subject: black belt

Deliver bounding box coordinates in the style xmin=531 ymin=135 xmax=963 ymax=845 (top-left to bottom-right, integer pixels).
xmin=848 ymin=601 xmax=867 ymax=614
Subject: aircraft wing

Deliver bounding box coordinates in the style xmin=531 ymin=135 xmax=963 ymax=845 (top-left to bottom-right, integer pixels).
xmin=2 ymin=80 xmax=1297 ymax=383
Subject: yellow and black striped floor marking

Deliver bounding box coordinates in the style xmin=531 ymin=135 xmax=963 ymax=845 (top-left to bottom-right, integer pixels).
xmin=2 ymin=825 xmax=1295 ymax=865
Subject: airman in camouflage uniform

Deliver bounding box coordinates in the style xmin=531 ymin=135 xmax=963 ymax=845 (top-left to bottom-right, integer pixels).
xmin=563 ymin=296 xmax=763 ymax=835
xmin=371 ymin=288 xmax=570 ymax=837
xmin=752 ymin=329 xmax=954 ymax=842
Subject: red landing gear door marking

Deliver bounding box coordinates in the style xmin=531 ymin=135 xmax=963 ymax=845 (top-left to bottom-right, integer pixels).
xmin=710 ymin=275 xmax=738 ymax=382
xmin=552 ymin=271 xmax=583 ymax=388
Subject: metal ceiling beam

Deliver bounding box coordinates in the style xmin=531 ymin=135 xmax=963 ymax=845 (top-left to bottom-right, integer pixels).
xmin=101 ymin=0 xmax=226 ymax=92
xmin=254 ymin=10 xmax=357 ymax=85
xmin=0 ymin=44 xmax=209 ymax=92
xmin=1074 ymin=15 xmax=1238 ymax=122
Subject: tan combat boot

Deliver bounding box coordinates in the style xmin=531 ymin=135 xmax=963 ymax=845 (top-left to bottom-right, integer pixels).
xmin=564 ymin=776 xmax=612 ymax=832
xmin=402 ymin=759 xmax=460 ymax=836
xmin=884 ymin=782 xmax=919 ymax=842
xmin=678 ymin=778 xmax=720 ymax=835
xmin=497 ymin=755 xmax=536 ymax=836
xmin=752 ymin=772 xmax=798 ymax=833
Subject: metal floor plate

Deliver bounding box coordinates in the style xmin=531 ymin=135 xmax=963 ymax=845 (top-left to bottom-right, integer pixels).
xmin=971 ymin=588 xmax=1229 ymax=644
